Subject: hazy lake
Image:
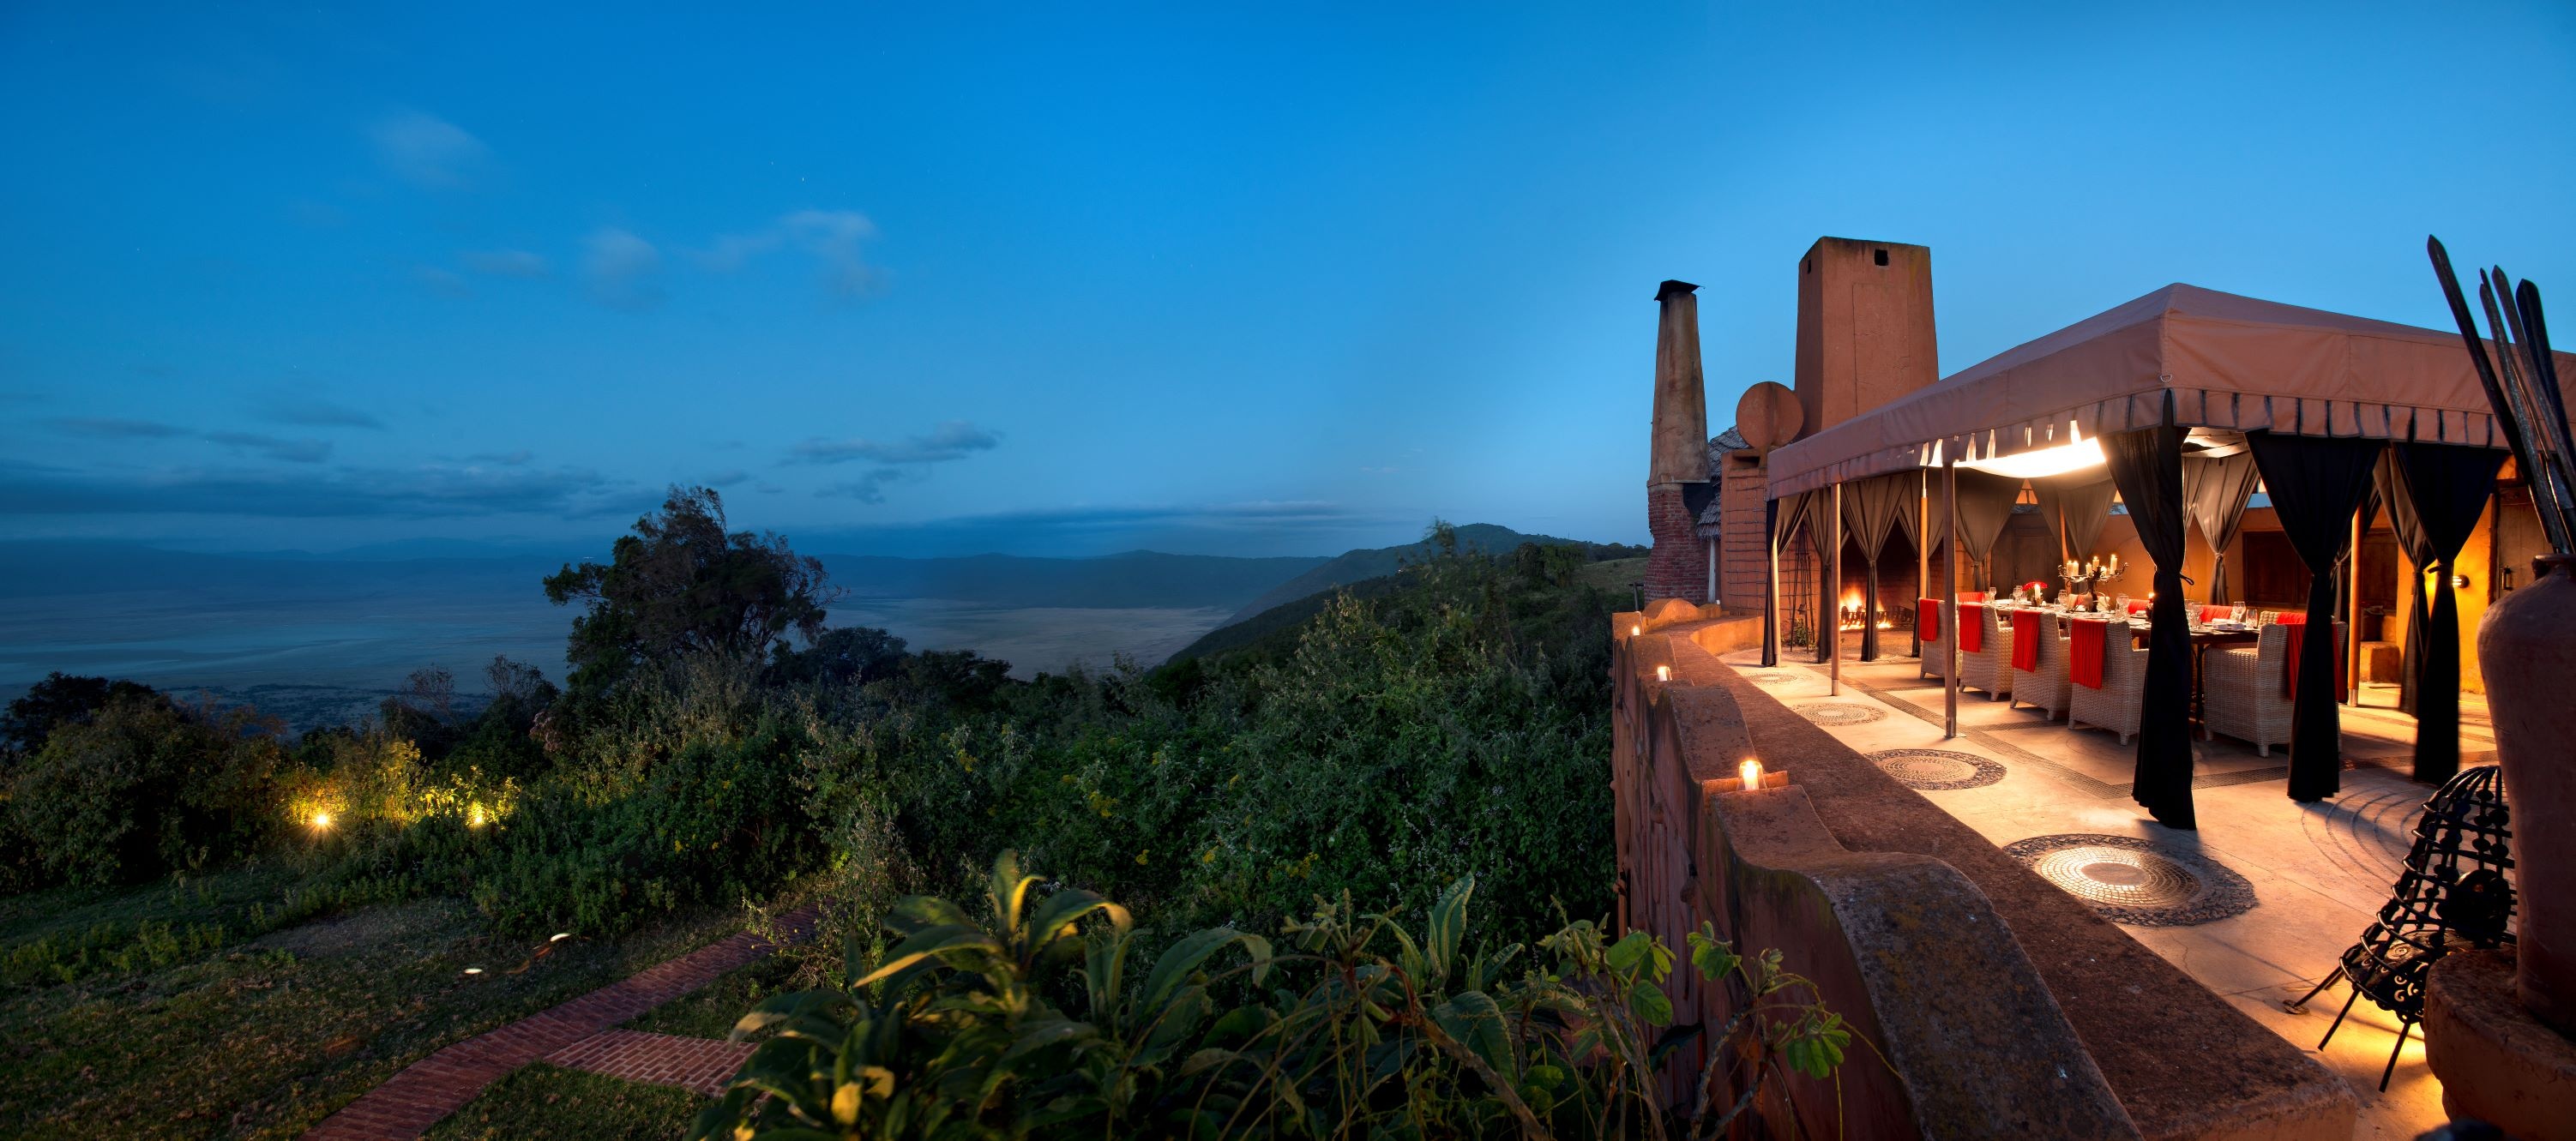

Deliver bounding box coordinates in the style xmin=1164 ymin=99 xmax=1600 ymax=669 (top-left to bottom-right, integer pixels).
xmin=0 ymin=584 xmax=1231 ymax=727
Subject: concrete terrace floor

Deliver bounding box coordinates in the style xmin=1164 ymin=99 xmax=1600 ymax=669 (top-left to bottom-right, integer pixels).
xmin=1723 ymin=633 xmax=2498 ymax=1141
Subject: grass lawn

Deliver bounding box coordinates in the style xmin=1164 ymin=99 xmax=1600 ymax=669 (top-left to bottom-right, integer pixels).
xmin=1580 ymin=556 xmax=1646 ymax=604
xmin=424 ymin=1064 xmax=704 ymax=1140
xmin=0 ymin=862 xmax=755 ymax=1139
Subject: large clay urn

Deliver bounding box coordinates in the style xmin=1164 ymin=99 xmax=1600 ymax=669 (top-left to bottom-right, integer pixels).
xmin=2481 ymin=553 xmax=2576 ymax=1034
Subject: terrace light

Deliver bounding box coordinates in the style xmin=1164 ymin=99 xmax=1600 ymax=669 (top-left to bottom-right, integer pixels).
xmin=1655 ymin=664 xmax=1671 ymax=682
xmin=1740 ymin=759 xmax=1764 ymax=791
xmin=1960 ymin=433 xmax=2106 ymax=479
xmin=310 ymin=812 xmax=333 ymax=830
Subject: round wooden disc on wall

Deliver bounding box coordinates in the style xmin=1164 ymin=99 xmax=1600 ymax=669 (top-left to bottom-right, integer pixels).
xmin=1736 ymin=381 xmax=1803 ymax=454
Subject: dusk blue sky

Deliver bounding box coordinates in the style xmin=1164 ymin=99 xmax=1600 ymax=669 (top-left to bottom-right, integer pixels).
xmin=4 ymin=3 xmax=2573 ymax=557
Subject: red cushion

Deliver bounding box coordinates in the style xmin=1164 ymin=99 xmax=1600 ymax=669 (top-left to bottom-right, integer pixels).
xmin=1959 ymin=604 xmax=1985 ymax=652
xmin=2272 ymin=614 xmax=2345 ymax=701
xmin=2011 ymin=610 xmax=2043 ymax=671
xmin=2071 ymin=618 xmax=2108 ymax=688
xmin=2198 ymin=604 xmax=2230 ymax=623
xmin=1918 ymin=598 xmax=1941 ymax=642
xmin=2127 ymin=599 xmax=2153 ymax=615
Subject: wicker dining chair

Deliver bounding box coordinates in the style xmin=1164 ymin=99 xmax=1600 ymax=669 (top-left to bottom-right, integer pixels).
xmin=2204 ymin=620 xmax=2345 ymax=756
xmin=2067 ymin=618 xmax=2149 ymax=743
xmin=2008 ymin=613 xmax=2073 ymax=721
xmin=1917 ymin=599 xmax=1947 ymax=681
xmin=1956 ymin=603 xmax=2014 ymax=700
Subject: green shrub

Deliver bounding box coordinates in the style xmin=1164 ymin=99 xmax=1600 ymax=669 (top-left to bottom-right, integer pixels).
xmin=7 ymin=693 xmax=284 ymax=886
xmin=692 ymin=852 xmax=1851 ymax=1140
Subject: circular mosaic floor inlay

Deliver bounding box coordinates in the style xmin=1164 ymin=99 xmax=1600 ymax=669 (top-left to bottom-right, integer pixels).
xmin=1744 ymin=671 xmax=1806 ymax=687
xmin=2002 ymin=833 xmax=2256 ymax=927
xmin=1867 ymin=748 xmax=2006 ymax=790
xmin=1794 ymin=702 xmax=1885 ymax=726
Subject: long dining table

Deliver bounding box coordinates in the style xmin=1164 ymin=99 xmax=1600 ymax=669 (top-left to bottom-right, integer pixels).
xmin=1990 ymin=603 xmax=2260 ymax=725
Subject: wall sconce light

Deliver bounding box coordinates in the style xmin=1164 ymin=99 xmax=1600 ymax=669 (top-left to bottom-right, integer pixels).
xmin=2451 ymin=574 xmax=2471 ymax=590
xmin=1740 ymin=759 xmax=1764 ymax=791
xmin=1655 ymin=664 xmax=1671 ymax=682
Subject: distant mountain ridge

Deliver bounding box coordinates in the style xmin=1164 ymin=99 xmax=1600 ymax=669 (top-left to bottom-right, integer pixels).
xmin=819 ymin=551 xmax=1326 ymax=610
xmin=1213 ymin=523 xmax=1576 ymax=628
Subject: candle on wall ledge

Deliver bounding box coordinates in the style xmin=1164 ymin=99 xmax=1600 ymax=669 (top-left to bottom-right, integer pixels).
xmin=1655 ymin=664 xmax=1671 ymax=682
xmin=1631 ymin=624 xmax=1641 ymax=637
xmin=1739 ymin=759 xmax=1763 ymax=791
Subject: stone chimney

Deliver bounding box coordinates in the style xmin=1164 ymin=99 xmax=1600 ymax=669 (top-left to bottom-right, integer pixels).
xmin=1792 ymin=238 xmax=1939 ymax=438
xmin=1644 ymin=279 xmax=1712 ymax=603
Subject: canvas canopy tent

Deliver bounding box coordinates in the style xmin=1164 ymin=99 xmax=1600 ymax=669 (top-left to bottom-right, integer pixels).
xmin=1766 ymin=284 xmax=2561 ymax=500
xmin=1763 ymin=283 xmax=2574 ymax=830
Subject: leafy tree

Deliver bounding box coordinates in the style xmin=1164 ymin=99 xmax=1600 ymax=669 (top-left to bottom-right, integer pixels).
xmin=545 ymin=486 xmax=840 ymax=700
xmin=769 ymin=626 xmax=908 ymax=688
xmin=1 ymin=672 xmax=160 ymax=759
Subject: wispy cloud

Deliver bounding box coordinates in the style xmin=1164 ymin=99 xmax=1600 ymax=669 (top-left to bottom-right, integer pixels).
xmin=698 ymin=209 xmax=882 ymax=299
xmin=461 ymin=249 xmax=549 ymax=279
xmin=370 ymin=111 xmax=491 ymax=189
xmin=262 ymin=395 xmax=385 ymax=429
xmin=790 ymin=420 xmax=1000 ymax=465
xmin=414 ymin=266 xmax=472 ymax=298
xmin=52 ymin=417 xmax=188 ymax=439
xmin=0 ymin=458 xmax=635 ymax=519
xmin=816 ymin=468 xmax=918 ymax=504
xmin=465 ymin=449 xmax=533 ymax=465
xmin=202 ymin=431 xmax=332 ymax=463
xmin=705 ymin=469 xmax=749 ymax=487
xmin=46 ymin=417 xmax=334 ymax=463
xmin=584 ymin=227 xmax=663 ymax=310
xmin=780 ymin=209 xmax=880 ymax=298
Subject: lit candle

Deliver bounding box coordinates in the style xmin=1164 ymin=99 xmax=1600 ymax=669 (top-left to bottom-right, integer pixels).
xmin=1630 ymin=624 xmax=1641 ymax=637
xmin=1740 ymin=759 xmax=1764 ymax=791
xmin=1655 ymin=664 xmax=1671 ymax=682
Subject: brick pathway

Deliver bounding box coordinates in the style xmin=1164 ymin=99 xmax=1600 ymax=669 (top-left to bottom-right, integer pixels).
xmin=301 ymin=905 xmax=819 ymax=1141
xmin=546 ymin=1029 xmax=759 ymax=1096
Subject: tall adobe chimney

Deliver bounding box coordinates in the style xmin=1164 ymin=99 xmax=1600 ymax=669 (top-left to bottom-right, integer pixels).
xmin=1791 ymin=239 xmax=1938 ymax=438
xmin=1642 ymin=279 xmax=1711 ymax=604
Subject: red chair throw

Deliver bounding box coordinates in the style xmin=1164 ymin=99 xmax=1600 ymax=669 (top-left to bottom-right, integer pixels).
xmin=1959 ymin=603 xmax=1985 ymax=652
xmin=1918 ymin=598 xmax=1941 ymax=643
xmin=2272 ymin=614 xmax=2346 ymax=701
xmin=2011 ymin=610 xmax=2043 ymax=671
xmin=2070 ymin=618 xmax=2109 ymax=688
xmin=2126 ymin=599 xmax=2153 ymax=616
xmin=2198 ymin=604 xmax=2230 ymax=623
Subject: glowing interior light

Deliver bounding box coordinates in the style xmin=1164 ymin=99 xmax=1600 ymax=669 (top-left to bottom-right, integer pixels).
xmin=463 ymin=967 xmax=484 ymax=975
xmin=467 ymin=807 xmax=487 ymax=828
xmin=1960 ymin=432 xmax=2107 ymax=479
xmin=1655 ymin=664 xmax=1671 ymax=682
xmin=1740 ymin=759 xmax=1764 ymax=791
xmin=310 ymin=812 xmax=333 ymax=829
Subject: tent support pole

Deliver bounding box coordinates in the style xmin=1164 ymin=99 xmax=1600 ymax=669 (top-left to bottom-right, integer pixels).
xmin=1762 ymin=498 xmax=1781 ymax=668
xmin=2347 ymin=508 xmax=2363 ymax=706
xmin=1829 ymin=481 xmax=1845 ymax=696
xmin=1915 ymin=470 xmax=1929 ymax=666
xmin=1945 ymin=456 xmax=1960 ymax=739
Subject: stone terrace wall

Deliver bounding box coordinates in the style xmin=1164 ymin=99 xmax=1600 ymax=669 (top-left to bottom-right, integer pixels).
xmin=1608 ymin=608 xmax=2358 ymax=1140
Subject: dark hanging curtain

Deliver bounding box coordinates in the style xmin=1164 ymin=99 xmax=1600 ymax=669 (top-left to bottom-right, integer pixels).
xmin=1762 ymin=494 xmax=1811 ymax=668
xmin=2103 ymin=424 xmax=2196 ymax=831
xmin=1801 ymin=488 xmax=1836 ymax=664
xmin=2388 ymin=443 xmax=2505 ymax=784
xmin=1842 ymin=473 xmax=1911 ymax=661
xmin=1943 ymin=469 xmax=2022 ymax=593
xmin=1894 ymin=471 xmax=1927 ymax=658
xmin=2035 ymin=476 xmax=2118 ymax=574
xmin=2247 ymin=431 xmax=2386 ymax=802
xmin=2182 ymin=453 xmax=2261 ymax=604
xmin=2374 ymin=453 xmax=2432 ymax=716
